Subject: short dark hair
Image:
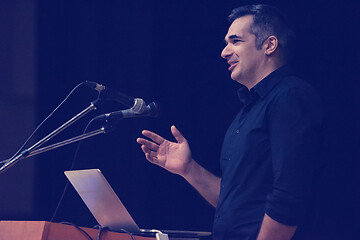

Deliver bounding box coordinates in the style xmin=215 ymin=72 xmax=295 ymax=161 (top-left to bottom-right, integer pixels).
xmin=228 ymin=4 xmax=295 ymax=59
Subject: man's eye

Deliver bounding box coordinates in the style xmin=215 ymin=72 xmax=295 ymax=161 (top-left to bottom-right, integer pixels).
xmin=232 ymin=39 xmax=243 ymax=44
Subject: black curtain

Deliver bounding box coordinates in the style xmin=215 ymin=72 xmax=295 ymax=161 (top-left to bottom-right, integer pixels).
xmin=34 ymin=0 xmax=360 ymax=238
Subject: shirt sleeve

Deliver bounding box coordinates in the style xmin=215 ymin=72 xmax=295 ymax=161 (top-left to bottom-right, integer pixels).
xmin=264 ymin=85 xmax=324 ymax=226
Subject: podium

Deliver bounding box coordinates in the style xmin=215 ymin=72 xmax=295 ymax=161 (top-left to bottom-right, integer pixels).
xmin=0 ymin=221 xmax=154 ymax=240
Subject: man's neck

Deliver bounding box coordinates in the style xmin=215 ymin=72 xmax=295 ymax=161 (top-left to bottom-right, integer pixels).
xmin=244 ymin=60 xmax=284 ymax=90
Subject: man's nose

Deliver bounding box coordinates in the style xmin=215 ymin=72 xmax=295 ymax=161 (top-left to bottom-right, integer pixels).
xmin=221 ymin=44 xmax=232 ymax=59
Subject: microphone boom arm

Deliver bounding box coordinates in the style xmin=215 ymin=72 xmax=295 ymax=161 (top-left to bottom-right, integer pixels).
xmin=0 ymin=100 xmax=102 ymax=174
xmin=26 ymin=127 xmax=107 ymax=159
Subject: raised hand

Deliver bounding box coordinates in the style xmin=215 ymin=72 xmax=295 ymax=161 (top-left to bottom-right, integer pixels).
xmin=136 ymin=125 xmax=193 ymax=176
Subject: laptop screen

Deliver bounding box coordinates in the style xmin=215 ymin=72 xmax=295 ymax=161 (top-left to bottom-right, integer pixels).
xmin=64 ymin=169 xmax=141 ymax=233
xmin=65 ymin=169 xmax=212 ymax=239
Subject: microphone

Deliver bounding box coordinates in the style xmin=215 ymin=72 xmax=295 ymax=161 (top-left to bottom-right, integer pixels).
xmin=93 ymin=102 xmax=160 ymax=122
xmin=85 ymin=81 xmax=146 ymax=113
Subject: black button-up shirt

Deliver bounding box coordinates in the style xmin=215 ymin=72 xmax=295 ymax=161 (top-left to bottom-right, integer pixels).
xmin=213 ymin=66 xmax=324 ymax=239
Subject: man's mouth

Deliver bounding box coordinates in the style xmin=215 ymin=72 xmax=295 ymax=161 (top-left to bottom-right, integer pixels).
xmin=228 ymin=61 xmax=238 ymax=71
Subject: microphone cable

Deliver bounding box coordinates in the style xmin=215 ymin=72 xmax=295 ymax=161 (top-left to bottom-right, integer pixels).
xmin=59 ymin=222 xmax=136 ymax=240
xmin=60 ymin=222 xmax=94 ymax=240
xmin=49 ymin=117 xmax=98 ymax=223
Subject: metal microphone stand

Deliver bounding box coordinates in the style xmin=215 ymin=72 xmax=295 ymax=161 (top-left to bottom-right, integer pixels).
xmin=0 ymin=98 xmax=111 ymax=174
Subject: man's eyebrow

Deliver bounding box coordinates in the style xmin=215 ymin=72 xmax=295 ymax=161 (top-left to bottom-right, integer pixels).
xmin=229 ymin=35 xmax=241 ymax=39
xmin=224 ymin=34 xmax=243 ymax=43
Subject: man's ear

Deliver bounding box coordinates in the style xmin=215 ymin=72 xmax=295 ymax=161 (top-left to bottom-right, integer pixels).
xmin=263 ymin=36 xmax=279 ymax=56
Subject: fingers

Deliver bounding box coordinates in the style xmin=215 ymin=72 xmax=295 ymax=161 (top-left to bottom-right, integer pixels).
xmin=137 ymin=130 xmax=163 ymax=164
xmin=137 ymin=137 xmax=159 ymax=151
xmin=141 ymin=145 xmax=159 ymax=164
xmin=140 ymin=144 xmax=151 ymax=155
xmin=139 ymin=126 xmax=185 ymax=145
xmin=141 ymin=130 xmax=166 ymax=145
xmin=171 ymin=125 xmax=186 ymax=143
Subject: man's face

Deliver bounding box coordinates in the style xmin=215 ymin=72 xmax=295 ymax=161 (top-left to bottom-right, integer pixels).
xmin=221 ymin=15 xmax=264 ymax=86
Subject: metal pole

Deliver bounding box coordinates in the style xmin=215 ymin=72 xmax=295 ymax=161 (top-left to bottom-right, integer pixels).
xmin=0 ymin=101 xmax=99 ymax=174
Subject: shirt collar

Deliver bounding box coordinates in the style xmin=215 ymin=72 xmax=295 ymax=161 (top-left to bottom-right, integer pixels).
xmin=236 ymin=85 xmax=250 ymax=106
xmin=237 ymin=65 xmax=292 ymax=105
xmin=252 ymin=65 xmax=292 ymax=98
xmin=236 ymin=85 xmax=259 ymax=108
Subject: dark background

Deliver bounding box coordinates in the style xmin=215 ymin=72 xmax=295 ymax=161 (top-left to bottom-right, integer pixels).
xmin=0 ymin=0 xmax=359 ymax=239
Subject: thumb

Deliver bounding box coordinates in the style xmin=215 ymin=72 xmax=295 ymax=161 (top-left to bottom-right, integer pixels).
xmin=171 ymin=125 xmax=186 ymax=143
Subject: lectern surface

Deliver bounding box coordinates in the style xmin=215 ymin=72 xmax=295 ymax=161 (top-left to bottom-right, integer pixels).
xmin=0 ymin=221 xmax=154 ymax=240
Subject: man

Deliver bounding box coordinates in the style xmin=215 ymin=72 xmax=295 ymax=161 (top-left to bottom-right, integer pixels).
xmin=137 ymin=4 xmax=323 ymax=240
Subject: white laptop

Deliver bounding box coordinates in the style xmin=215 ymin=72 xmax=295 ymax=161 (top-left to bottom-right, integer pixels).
xmin=64 ymin=169 xmax=211 ymax=239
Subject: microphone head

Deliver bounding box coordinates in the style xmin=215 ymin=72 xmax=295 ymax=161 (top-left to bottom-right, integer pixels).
xmin=131 ymin=98 xmax=147 ymax=114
